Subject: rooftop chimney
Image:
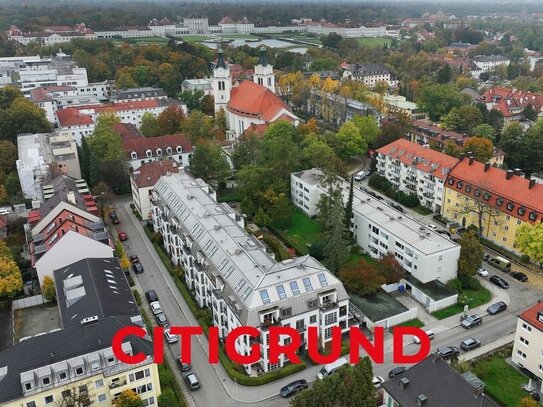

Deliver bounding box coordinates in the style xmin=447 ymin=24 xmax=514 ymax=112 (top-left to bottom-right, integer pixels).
xmin=67 ymin=191 xmax=76 ymax=204
xmin=468 ymin=156 xmax=474 ymax=165
xmin=513 ymin=168 xmax=522 ymax=176
xmin=400 ymin=377 xmax=410 ymax=389
xmin=529 ymin=179 xmax=536 ymax=189
xmin=484 ymin=162 xmax=491 ymax=172
xmin=417 ymin=394 xmax=428 ymax=406
xmin=506 ymin=170 xmax=514 ymax=180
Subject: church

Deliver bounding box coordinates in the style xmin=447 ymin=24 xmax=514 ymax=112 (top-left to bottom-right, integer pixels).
xmin=213 ymin=47 xmax=300 ymax=140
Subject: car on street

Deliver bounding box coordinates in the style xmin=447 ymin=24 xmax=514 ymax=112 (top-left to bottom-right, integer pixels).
xmin=132 ymin=259 xmax=144 ymax=274
xmin=109 ymin=211 xmax=119 ymax=224
xmin=490 ymin=275 xmax=509 ymax=289
xmin=437 ymin=346 xmax=460 ymax=360
xmin=412 ymin=329 xmax=435 ymax=344
xmin=367 ymin=190 xmax=377 ymax=198
xmin=511 ymin=271 xmax=528 ymax=282
xmin=483 ymin=253 xmax=490 ymax=262
xmin=150 ymin=301 xmax=163 ymax=315
xmin=164 ymin=329 xmax=178 ymax=344
xmin=461 ymin=314 xmax=483 ymax=329
xmin=392 ymin=204 xmax=404 ymax=213
xmin=375 ymin=195 xmax=384 ymax=201
xmin=155 ymin=313 xmax=169 ymax=327
xmin=185 ymin=372 xmax=200 ymax=390
xmin=477 ymin=267 xmax=489 ymax=277
xmin=460 ymin=337 xmax=481 ymax=351
xmin=426 ymin=224 xmax=437 ymax=231
xmin=389 ymin=366 xmax=407 ymax=378
xmin=372 ymin=376 xmax=385 ymax=389
xmin=177 ymin=356 xmax=191 ymax=372
xmin=118 ymin=231 xmax=128 ymax=241
xmin=487 ymin=301 xmax=507 ymax=315
xmin=280 ymin=379 xmax=309 ymax=397
xmin=0 ymin=209 xmax=11 ymax=215
xmin=437 ymin=229 xmax=451 ymax=238
xmin=145 ymin=289 xmax=158 ymax=303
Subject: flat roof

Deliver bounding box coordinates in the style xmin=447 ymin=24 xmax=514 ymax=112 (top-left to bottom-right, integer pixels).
xmin=350 ymin=289 xmax=408 ymax=322
xmin=404 ymin=275 xmax=456 ymax=301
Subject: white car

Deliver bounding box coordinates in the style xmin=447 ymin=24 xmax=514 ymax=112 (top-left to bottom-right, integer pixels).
xmin=372 ymin=376 xmax=385 ymax=389
xmin=164 ymin=329 xmax=178 ymax=344
xmin=426 ymin=224 xmax=437 ymax=231
xmin=412 ymin=329 xmax=435 ymax=344
xmin=477 ymin=267 xmax=489 ymax=277
xmin=0 ymin=209 xmax=10 ymax=215
xmin=150 ymin=301 xmax=163 ymax=315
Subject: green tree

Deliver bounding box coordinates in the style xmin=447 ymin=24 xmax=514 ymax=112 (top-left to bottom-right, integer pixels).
xmin=444 ymin=140 xmax=461 ymax=157
xmin=352 ymin=114 xmax=379 ymax=145
xmin=182 ymin=110 xmax=215 ymax=143
xmin=417 ymin=84 xmax=464 ymax=121
xmin=189 ymin=140 xmax=230 ymax=190
xmin=232 ymin=132 xmax=261 ymax=170
xmin=436 ymin=64 xmax=453 ymax=84
xmin=499 ymin=123 xmax=525 ymax=169
xmin=515 ymin=223 xmax=543 ymax=268
xmin=472 ymin=123 xmax=496 ymax=140
xmin=254 ymin=207 xmax=271 ymax=227
xmin=523 ymin=104 xmax=537 ymax=121
xmin=0 ymin=241 xmax=22 ymax=298
xmin=139 ymin=112 xmax=162 ymax=137
xmin=215 ymin=107 xmax=227 ymax=133
xmin=87 ymin=112 xmax=123 ymax=161
xmin=321 ymin=32 xmax=343 ymax=48
xmin=486 ymin=109 xmax=504 ymax=139
xmin=0 ymin=86 xmax=23 ymax=110
xmin=322 ymin=187 xmax=349 ymax=273
xmin=344 ymin=176 xmax=354 ymax=233
xmin=0 ymin=97 xmax=52 ymax=143
xmin=42 ymin=275 xmax=56 ymax=302
xmin=457 ymin=230 xmax=484 ymax=277
xmin=0 ymin=140 xmax=17 ymax=174
xmin=260 ymin=121 xmax=301 ymax=179
xmin=177 ymin=90 xmax=205 ymax=111
xmin=333 ymin=121 xmax=368 ymax=160
xmin=116 ymin=389 xmax=144 ymax=407
xmin=157 ymin=105 xmax=185 ymax=135
xmin=92 ymin=181 xmax=113 ymax=217
xmin=269 ymin=192 xmax=291 ymax=229
xmin=442 ymin=106 xmax=483 ymax=133
xmin=301 ymin=134 xmax=340 ymax=172
xmin=462 ymin=137 xmax=494 ymax=162
xmin=339 ymin=258 xmax=385 ymax=296
xmin=5 ymin=172 xmax=20 ymax=197
xmin=157 ymin=388 xmax=177 ymax=407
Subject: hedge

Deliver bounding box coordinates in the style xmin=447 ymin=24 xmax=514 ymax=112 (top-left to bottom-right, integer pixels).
xmin=133 ymin=289 xmax=142 ymax=306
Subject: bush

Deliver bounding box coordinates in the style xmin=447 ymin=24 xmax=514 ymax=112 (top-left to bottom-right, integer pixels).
xmin=368 ymin=173 xmax=392 ymax=194
xmin=395 ymin=191 xmax=420 ymax=208
xmin=433 ymin=214 xmax=447 ymax=225
xmin=466 ymin=224 xmax=479 ymax=234
xmin=132 ymin=289 xmax=141 ymax=306
xmin=520 ymin=254 xmax=530 ymax=264
xmin=158 ymin=388 xmax=178 ymax=407
xmin=460 ymin=276 xmax=483 ymax=290
xmin=308 ymin=240 xmax=325 ymax=260
xmin=446 ymin=278 xmax=463 ymax=293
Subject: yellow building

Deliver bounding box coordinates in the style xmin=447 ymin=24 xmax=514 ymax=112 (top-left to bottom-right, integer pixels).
xmin=441 ymin=157 xmax=543 ymax=253
xmin=0 ymin=317 xmax=161 ymax=407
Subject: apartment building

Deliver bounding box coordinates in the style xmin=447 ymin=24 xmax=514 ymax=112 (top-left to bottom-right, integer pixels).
xmin=111 ymin=87 xmax=168 ymax=103
xmin=150 ymin=170 xmax=350 ymax=373
xmin=7 ymin=24 xmax=97 ymax=45
xmin=123 ymin=134 xmax=193 ymax=171
xmin=341 ymin=63 xmax=398 ymax=88
xmin=441 ymin=157 xmax=543 ymax=254
xmin=511 ymin=302 xmax=543 ymax=391
xmin=471 ymin=55 xmax=510 ymax=79
xmin=376 ymin=139 xmax=459 ymax=212
xmin=30 ymin=86 xmax=101 ymax=123
xmin=291 ymin=169 xmax=460 ymax=311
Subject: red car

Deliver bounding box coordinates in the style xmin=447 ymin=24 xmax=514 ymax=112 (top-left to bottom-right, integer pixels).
xmin=118 ymin=231 xmax=128 ymax=241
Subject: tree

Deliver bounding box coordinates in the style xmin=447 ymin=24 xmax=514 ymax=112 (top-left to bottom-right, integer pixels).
xmin=344 ymin=176 xmax=354 ymax=232
xmin=254 ymin=207 xmax=271 ymax=227
xmin=499 ymin=123 xmax=525 ymax=169
xmin=340 ymin=258 xmax=385 ymax=296
xmin=260 ymin=121 xmax=301 ymax=179
xmin=92 ymin=182 xmax=113 ymax=217
xmin=214 ymin=107 xmax=227 ymax=133
xmin=42 ymin=275 xmax=56 ymax=302
xmin=301 ymin=134 xmax=340 ymax=173
xmin=139 ymin=112 xmax=162 ymax=137
xmin=417 ymin=84 xmax=464 ymax=122
xmin=444 ymin=140 xmax=461 ymax=157
xmin=0 ymin=140 xmax=17 ymax=174
xmin=518 ymin=397 xmax=539 ymax=407
xmin=352 ymin=114 xmax=379 ymax=145
xmin=54 ymin=383 xmax=93 ymax=407
xmin=189 ymin=140 xmax=230 ymax=190
xmin=177 ymin=90 xmax=205 ymax=111
xmin=377 ymin=253 xmax=405 ymax=284
xmin=462 ymin=137 xmax=494 ymax=162
xmin=523 ymin=104 xmax=537 ymax=121
xmin=442 ymin=106 xmax=483 ymax=133
xmin=116 ymin=390 xmax=143 ymax=407
xmin=515 ymin=223 xmax=543 ymax=268
xmin=321 ymin=32 xmax=343 ymax=49
xmin=457 ymin=230 xmax=483 ymax=277
xmin=486 ymin=109 xmax=504 ymax=137
xmin=157 ymin=388 xmax=177 ymax=407
xmin=232 ymin=132 xmax=261 ymax=170
xmin=157 ymin=105 xmax=185 ymax=135
xmin=333 ymin=121 xmax=368 ymax=160
xmin=453 ymin=184 xmax=500 ymax=241
xmin=0 ymin=97 xmax=52 ymax=143
xmin=472 ymin=123 xmax=496 ymax=140
xmin=182 ymin=110 xmax=214 ymax=143
xmin=87 ymin=112 xmax=122 ymax=161
xmin=0 ymin=241 xmax=22 ymax=298
xmin=0 ymin=86 xmax=23 ymax=110
xmin=322 ymin=188 xmax=349 ymax=273
xmin=436 ymin=64 xmax=452 ymax=84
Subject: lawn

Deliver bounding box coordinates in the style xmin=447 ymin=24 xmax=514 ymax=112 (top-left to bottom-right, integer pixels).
xmin=174 ymin=35 xmax=212 ymax=42
xmin=276 ymin=208 xmax=321 ymax=254
xmin=431 ymin=287 xmax=491 ymax=320
xmin=356 ymin=37 xmax=391 ymax=47
xmin=388 ymin=318 xmax=424 ymax=333
xmin=472 ymin=356 xmax=531 ymax=407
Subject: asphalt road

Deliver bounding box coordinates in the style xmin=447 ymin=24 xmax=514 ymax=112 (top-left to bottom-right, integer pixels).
xmin=112 ymin=196 xmax=543 ymax=407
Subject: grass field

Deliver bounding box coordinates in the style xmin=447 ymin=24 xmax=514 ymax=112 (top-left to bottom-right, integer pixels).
xmin=431 ymin=287 xmax=491 ymax=319
xmin=111 ymin=36 xmax=170 ymax=45
xmin=174 ymin=35 xmax=212 ymax=42
xmin=279 ymin=208 xmax=321 ymax=254
xmin=356 ymin=37 xmax=391 ymax=47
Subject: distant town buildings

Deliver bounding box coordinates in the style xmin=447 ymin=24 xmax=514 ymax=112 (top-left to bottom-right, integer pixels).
xmin=470 ymin=55 xmax=510 ymax=79
xmin=479 ymin=87 xmax=543 ymax=127
xmin=7 ymin=23 xmax=96 ymax=45
xmin=341 ymin=63 xmax=398 ymax=88
xmin=382 ymin=95 xmax=427 ymax=120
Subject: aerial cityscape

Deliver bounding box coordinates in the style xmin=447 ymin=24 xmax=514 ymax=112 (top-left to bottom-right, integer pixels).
xmin=1 ymin=1 xmax=543 ymax=406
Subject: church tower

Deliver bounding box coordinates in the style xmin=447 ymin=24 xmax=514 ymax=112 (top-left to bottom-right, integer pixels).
xmin=253 ymin=47 xmax=275 ymax=93
xmin=213 ymin=48 xmax=231 ymax=113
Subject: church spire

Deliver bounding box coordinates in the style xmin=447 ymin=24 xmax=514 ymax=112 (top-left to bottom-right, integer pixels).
xmin=258 ymin=46 xmax=268 ymax=67
xmin=216 ymin=47 xmax=226 ymax=69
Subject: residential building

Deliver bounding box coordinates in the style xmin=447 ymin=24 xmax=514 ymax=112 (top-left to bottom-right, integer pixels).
xmin=110 ymin=87 xmax=167 ymax=103
xmin=94 ymin=26 xmax=156 ymax=39
xmin=376 ymin=139 xmax=460 ymax=212
xmin=56 ymin=108 xmax=95 ymax=145
xmin=7 ymin=23 xmax=96 ymax=45
xmin=511 ymin=302 xmax=543 ymax=391
xmin=306 ymin=21 xmax=387 ymax=38
xmin=181 ymin=79 xmax=213 ymax=95
xmin=382 ymin=95 xmax=427 ymax=120
xmin=291 ymin=169 xmax=460 ymax=311
xmin=151 ymin=169 xmax=351 ymax=373
xmin=16 ymin=134 xmax=53 ymax=201
xmin=49 ymin=130 xmax=82 ymax=180
xmin=382 ymin=355 xmax=500 ymax=407
xmin=130 ymin=159 xmax=180 ymax=219
xmin=341 ymin=63 xmax=398 ymax=88
xmin=471 ymin=55 xmax=510 ymax=79
xmin=441 ymin=157 xmax=543 ymax=253
xmin=478 ymin=87 xmax=543 ymax=127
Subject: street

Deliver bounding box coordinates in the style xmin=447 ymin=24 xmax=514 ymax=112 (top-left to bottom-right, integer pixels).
xmin=112 ymin=195 xmax=543 ymax=407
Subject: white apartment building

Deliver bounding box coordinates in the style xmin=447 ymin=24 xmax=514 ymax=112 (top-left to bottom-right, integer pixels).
xmin=49 ymin=130 xmax=82 ymax=179
xmin=511 ymin=302 xmax=543 ymax=391
xmin=376 ymin=139 xmax=460 ymax=212
xmin=471 ymin=55 xmax=510 ymax=79
xmin=341 ymin=63 xmax=398 ymax=88
xmin=16 ymin=134 xmax=52 ymax=201
xmin=150 ymin=170 xmax=351 ymax=374
xmin=94 ymin=26 xmax=156 ymax=39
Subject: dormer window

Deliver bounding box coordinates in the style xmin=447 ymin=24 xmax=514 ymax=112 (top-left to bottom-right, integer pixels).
xmin=518 ymin=207 xmax=526 ymax=216
xmin=42 ymin=377 xmax=51 ymax=386
xmin=483 ymin=192 xmax=491 ymax=201
xmin=156 ymin=148 xmax=162 ymax=156
xmin=176 ymin=146 xmax=182 ymax=153
xmin=496 ymin=197 xmax=503 ymax=206
xmin=457 ymin=181 xmax=463 ymax=189
xmin=465 ymin=185 xmax=472 ymax=193
xmin=529 ymin=211 xmax=537 ymax=221
xmin=474 ymin=188 xmax=481 ymax=197
xmin=130 ymin=151 xmax=137 ymax=159
xmin=506 ymin=202 xmax=515 ymax=211
xmin=146 ymin=149 xmax=152 ymax=158
xmin=166 ymin=147 xmax=172 ymax=155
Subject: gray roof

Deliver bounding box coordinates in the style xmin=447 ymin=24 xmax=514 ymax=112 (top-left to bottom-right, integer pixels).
xmin=39 ymin=175 xmax=91 ymax=217
xmin=0 ymin=316 xmax=153 ymax=404
xmin=113 ymin=87 xmax=167 ymax=101
xmin=54 ymin=257 xmax=139 ymax=328
xmin=347 ymin=63 xmax=391 ymax=75
xmin=473 ymin=54 xmax=509 ymax=62
xmin=154 ymin=171 xmax=349 ymax=325
xmin=382 ymin=355 xmax=500 ymax=407
xmin=292 ymin=169 xmax=324 ymax=187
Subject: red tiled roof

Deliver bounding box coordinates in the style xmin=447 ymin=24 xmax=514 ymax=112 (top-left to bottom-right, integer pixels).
xmin=132 ymin=159 xmax=179 ymax=188
xmin=227 ymin=81 xmax=291 ymax=120
xmin=123 ymin=134 xmax=192 ymax=158
xmin=31 ymin=85 xmax=76 ymax=102
xmin=219 ymin=17 xmax=235 ymax=24
xmin=410 ymin=119 xmax=468 ymax=143
xmin=520 ymin=302 xmax=543 ymax=332
xmin=113 ymin=123 xmax=144 ymax=142
xmin=377 ymin=139 xmax=459 ymax=180
xmin=242 ymin=123 xmax=269 ymax=137
xmin=480 ymin=87 xmax=543 ymax=117
xmin=447 ymin=158 xmax=543 ymax=223
xmin=56 ymin=108 xmax=94 ymax=126
xmin=0 ymin=214 xmax=7 ymax=231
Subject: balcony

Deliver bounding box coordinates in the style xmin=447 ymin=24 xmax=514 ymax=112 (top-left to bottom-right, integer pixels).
xmin=260 ymin=316 xmax=281 ymax=330
xmin=320 ymin=299 xmax=338 ymax=311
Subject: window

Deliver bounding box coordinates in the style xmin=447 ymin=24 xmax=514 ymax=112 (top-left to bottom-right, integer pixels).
xmin=176 ymin=146 xmax=182 ymax=153
xmin=59 ymin=372 xmax=67 ymax=381
xmin=496 ymin=197 xmax=504 ymax=206
xmin=27 ymin=402 xmax=36 ymax=407
xmin=517 ymin=350 xmax=527 ymax=359
xmin=143 ymin=396 xmax=155 ymax=407
xmin=75 ymin=367 xmax=84 ymax=376
xmin=303 ymin=277 xmax=313 ymax=292
xmin=276 ymin=285 xmax=287 ymax=300
xmin=45 ymin=396 xmax=54 ymax=404
xmin=318 ymin=273 xmax=328 ymax=287
xmin=260 ymin=289 xmax=270 ymax=304
xmin=522 ymin=323 xmax=532 ymax=332
xmin=518 ymin=207 xmax=526 ymax=216
xmin=324 ymin=327 xmax=333 ymax=339
xmin=296 ymin=319 xmax=305 ymax=331
xmin=457 ymin=181 xmax=463 ymax=189
xmin=107 ymin=357 xmax=116 ymax=365
xmin=474 ymin=188 xmax=481 ymax=197
xmin=483 ymin=192 xmax=491 ymax=201
xmin=520 ymin=337 xmax=530 ymax=346
xmin=507 ymin=202 xmax=515 ymax=211
xmin=310 ymin=315 xmax=317 ymax=324
xmin=42 ymin=377 xmax=51 ymax=386
xmin=95 ymin=379 xmax=104 ymax=388
xmin=97 ymin=394 xmax=107 ymax=403
xmin=90 ymin=359 xmax=100 ymax=371
xmin=324 ymin=313 xmax=337 ymax=325
xmin=281 ymin=307 xmax=292 ymax=318
xmin=307 ymin=298 xmax=318 ymax=309
xmin=166 ymin=147 xmax=172 ymax=155
xmin=146 ymin=150 xmax=152 ymax=158
xmin=156 ymin=148 xmax=162 ymax=156
xmin=465 ymin=185 xmax=472 ymax=193
xmin=529 ymin=211 xmax=538 ymax=221
xmin=131 ymin=152 xmax=137 ymax=159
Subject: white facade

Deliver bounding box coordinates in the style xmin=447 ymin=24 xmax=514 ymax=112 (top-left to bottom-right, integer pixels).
xmin=49 ymin=130 xmax=82 ymax=179
xmin=254 ymin=53 xmax=276 ymax=93
xmin=131 ymin=181 xmax=153 ymax=220
xmin=182 ymin=18 xmax=209 ymax=34
xmin=213 ymin=52 xmax=232 ymax=113
xmin=16 ymin=133 xmax=52 ymax=201
xmin=306 ymin=23 xmax=387 ymax=38
xmin=342 ymin=64 xmax=398 ymax=88
xmin=291 ymin=169 xmax=460 ymax=284
xmin=8 ymin=33 xmax=97 ymax=45
xmin=181 ymin=78 xmax=213 ymax=96
xmin=151 ymin=170 xmax=352 ymax=373
xmin=94 ymin=28 xmax=156 ymax=38
xmin=471 ymin=55 xmax=510 ymax=79
xmin=127 ymin=146 xmax=191 ymax=172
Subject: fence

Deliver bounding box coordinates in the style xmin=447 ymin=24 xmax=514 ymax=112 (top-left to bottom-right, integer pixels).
xmin=12 ymin=294 xmax=44 ymax=310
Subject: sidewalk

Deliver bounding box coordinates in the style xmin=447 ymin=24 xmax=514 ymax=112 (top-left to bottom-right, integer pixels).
xmin=459 ymin=334 xmax=515 ymax=362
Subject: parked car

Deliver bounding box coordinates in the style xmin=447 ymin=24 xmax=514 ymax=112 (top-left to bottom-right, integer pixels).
xmin=460 ymin=337 xmax=481 ymax=351
xmin=0 ymin=209 xmax=11 ymax=215
xmin=150 ymin=301 xmax=163 ymax=315
xmin=372 ymin=376 xmax=385 ymax=389
xmin=490 ymin=275 xmax=509 ymax=289
xmin=412 ymin=329 xmax=435 ymax=344
xmin=437 ymin=230 xmax=451 ymax=238
xmin=185 ymin=372 xmax=200 ymax=390
xmin=109 ymin=211 xmax=119 ymax=224
xmin=132 ymin=260 xmax=144 ymax=274
xmin=145 ymin=289 xmax=158 ymax=303
xmin=177 ymin=356 xmax=191 ymax=372
xmin=477 ymin=267 xmax=489 ymax=277
xmin=375 ymin=195 xmax=384 ymax=201
xmin=155 ymin=313 xmax=169 ymax=327
xmin=487 ymin=301 xmax=507 ymax=315
xmin=367 ymin=190 xmax=377 ymax=198
xmin=483 ymin=253 xmax=490 ymax=262
xmin=511 ymin=271 xmax=528 ymax=282
xmin=461 ymin=314 xmax=483 ymax=329
xmin=388 ymin=366 xmax=407 ymax=378
xmin=118 ymin=231 xmax=128 ymax=241
xmin=280 ymin=379 xmax=309 ymax=397
xmin=456 ymin=227 xmax=466 ymax=235
xmin=164 ymin=329 xmax=178 ymax=344
xmin=130 ymin=255 xmax=139 ymax=263
xmin=426 ymin=224 xmax=437 ymax=231
xmin=437 ymin=346 xmax=460 ymax=360
xmin=393 ymin=204 xmax=404 ymax=213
